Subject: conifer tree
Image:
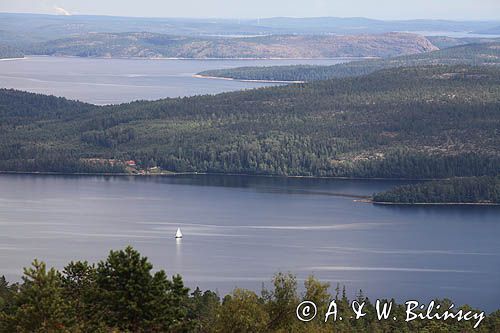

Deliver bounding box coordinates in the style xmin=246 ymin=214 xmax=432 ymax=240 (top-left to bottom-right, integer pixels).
xmin=8 ymin=260 xmax=74 ymax=332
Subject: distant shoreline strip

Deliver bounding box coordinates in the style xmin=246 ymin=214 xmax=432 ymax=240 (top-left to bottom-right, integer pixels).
xmin=192 ymin=74 xmax=305 ymax=84
xmin=0 ymin=57 xmax=26 ymax=61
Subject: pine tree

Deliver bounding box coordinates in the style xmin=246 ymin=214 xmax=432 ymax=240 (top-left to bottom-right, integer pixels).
xmin=8 ymin=260 xmax=74 ymax=332
xmin=94 ymin=246 xmax=190 ymax=332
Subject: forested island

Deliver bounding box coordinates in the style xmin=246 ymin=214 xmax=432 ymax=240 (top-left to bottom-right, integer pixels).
xmin=198 ymin=42 xmax=500 ymax=81
xmin=373 ymin=177 xmax=500 ymax=205
xmin=1 ymin=65 xmax=499 ymax=180
xmin=1 ymin=246 xmax=499 ymax=332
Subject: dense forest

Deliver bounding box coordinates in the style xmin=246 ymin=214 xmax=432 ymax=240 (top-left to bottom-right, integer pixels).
xmin=1 ymin=246 xmax=499 ymax=332
xmin=198 ymin=42 xmax=500 ymax=81
xmin=373 ymin=177 xmax=500 ymax=204
xmin=1 ymin=65 xmax=499 ymax=178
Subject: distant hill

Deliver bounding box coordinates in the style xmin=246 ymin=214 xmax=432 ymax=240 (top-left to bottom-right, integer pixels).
xmin=258 ymin=17 xmax=500 ymax=35
xmin=26 ymin=32 xmax=437 ymax=59
xmin=198 ymin=42 xmax=500 ymax=81
xmin=1 ymin=13 xmax=498 ymax=40
xmin=1 ymin=65 xmax=499 ymax=178
xmin=0 ymin=13 xmax=277 ymax=42
xmin=3 ymin=13 xmax=499 ymax=60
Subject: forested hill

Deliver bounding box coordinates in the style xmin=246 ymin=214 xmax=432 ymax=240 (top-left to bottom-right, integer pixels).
xmin=198 ymin=42 xmax=500 ymax=82
xmin=1 ymin=65 xmax=499 ymax=178
xmin=26 ymin=32 xmax=437 ymax=59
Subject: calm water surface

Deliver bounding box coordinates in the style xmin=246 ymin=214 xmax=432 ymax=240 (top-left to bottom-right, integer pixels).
xmin=0 ymin=56 xmax=352 ymax=104
xmin=0 ymin=174 xmax=499 ymax=311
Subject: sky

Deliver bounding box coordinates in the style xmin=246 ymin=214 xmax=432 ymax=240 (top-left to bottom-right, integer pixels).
xmin=0 ymin=0 xmax=499 ymax=20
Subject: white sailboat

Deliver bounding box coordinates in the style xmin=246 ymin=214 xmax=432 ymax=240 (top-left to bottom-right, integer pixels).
xmin=175 ymin=227 xmax=183 ymax=239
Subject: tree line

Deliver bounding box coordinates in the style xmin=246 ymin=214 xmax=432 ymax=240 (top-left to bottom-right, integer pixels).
xmin=1 ymin=246 xmax=499 ymax=332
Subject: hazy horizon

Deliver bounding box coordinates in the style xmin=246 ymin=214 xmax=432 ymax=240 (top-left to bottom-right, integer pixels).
xmin=1 ymin=0 xmax=499 ymax=21
xmin=2 ymin=11 xmax=500 ymax=22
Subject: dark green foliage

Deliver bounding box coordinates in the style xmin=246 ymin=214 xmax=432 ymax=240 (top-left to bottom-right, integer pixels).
xmin=0 ymin=247 xmax=191 ymax=332
xmin=263 ymin=272 xmax=300 ymax=331
xmin=373 ymin=176 xmax=500 ymax=204
xmin=0 ymin=276 xmax=9 ymax=310
xmin=0 ymin=276 xmax=17 ymax=331
xmin=1 ymin=250 xmax=500 ymax=332
xmin=92 ymin=246 xmax=190 ymax=331
xmin=199 ymin=42 xmax=500 ymax=81
xmin=187 ymin=287 xmax=220 ymax=332
xmin=1 ymin=260 xmax=72 ymax=332
xmin=81 ymin=127 xmax=136 ymax=148
xmin=1 ymin=65 xmax=499 ymax=178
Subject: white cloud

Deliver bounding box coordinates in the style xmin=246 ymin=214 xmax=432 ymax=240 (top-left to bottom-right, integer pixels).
xmin=53 ymin=5 xmax=71 ymax=16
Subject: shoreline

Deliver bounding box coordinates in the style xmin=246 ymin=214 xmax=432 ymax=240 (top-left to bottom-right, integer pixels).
xmin=0 ymin=57 xmax=26 ymax=61
xmin=0 ymin=169 xmax=476 ymax=181
xmin=24 ymin=54 xmax=371 ymax=61
xmin=368 ymin=200 xmax=500 ymax=206
xmin=192 ymin=74 xmax=305 ymax=84
xmin=1 ymin=171 xmax=497 ymax=206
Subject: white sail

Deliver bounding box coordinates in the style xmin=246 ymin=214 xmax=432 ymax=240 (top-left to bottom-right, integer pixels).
xmin=175 ymin=227 xmax=183 ymax=238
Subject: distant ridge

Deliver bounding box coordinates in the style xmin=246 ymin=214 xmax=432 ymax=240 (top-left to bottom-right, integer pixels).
xmin=0 ymin=12 xmax=499 ymax=40
xmin=24 ymin=32 xmax=437 ymax=59
xmin=1 ymin=12 xmax=498 ymax=59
